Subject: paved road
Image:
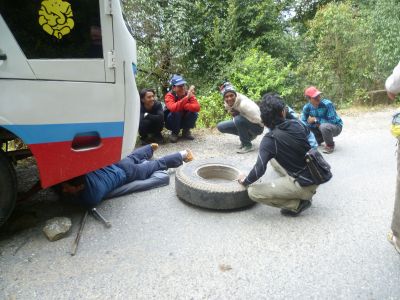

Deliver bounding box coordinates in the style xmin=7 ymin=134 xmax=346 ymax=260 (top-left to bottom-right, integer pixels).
xmin=1 ymin=109 xmax=400 ymax=299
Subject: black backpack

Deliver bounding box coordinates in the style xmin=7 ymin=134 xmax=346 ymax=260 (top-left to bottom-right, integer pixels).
xmin=304 ymin=148 xmax=332 ymax=184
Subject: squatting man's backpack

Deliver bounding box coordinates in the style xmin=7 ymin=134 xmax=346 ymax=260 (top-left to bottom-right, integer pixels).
xmin=272 ymin=121 xmax=332 ymax=185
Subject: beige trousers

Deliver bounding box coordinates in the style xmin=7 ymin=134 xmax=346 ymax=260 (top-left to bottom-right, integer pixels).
xmin=248 ymin=159 xmax=318 ymax=212
xmin=392 ymin=142 xmax=400 ymax=236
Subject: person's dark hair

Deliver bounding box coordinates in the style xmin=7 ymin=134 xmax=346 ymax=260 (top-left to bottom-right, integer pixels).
xmin=139 ymin=88 xmax=155 ymax=102
xmin=54 ymin=175 xmax=86 ymax=203
xmin=259 ymin=93 xmax=286 ymax=129
xmin=67 ymin=175 xmax=86 ymax=187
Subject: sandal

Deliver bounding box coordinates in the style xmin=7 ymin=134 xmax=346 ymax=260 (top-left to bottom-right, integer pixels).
xmin=387 ymin=231 xmax=400 ymax=254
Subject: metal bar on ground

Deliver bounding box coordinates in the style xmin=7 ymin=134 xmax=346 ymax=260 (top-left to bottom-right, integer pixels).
xmin=70 ymin=210 xmax=89 ymax=256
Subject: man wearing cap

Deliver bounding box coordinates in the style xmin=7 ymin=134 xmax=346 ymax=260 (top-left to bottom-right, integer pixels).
xmin=217 ymin=82 xmax=264 ymax=153
xmin=386 ymin=60 xmax=400 ymax=254
xmin=301 ymin=86 xmax=343 ymax=154
xmin=164 ymin=74 xmax=200 ymax=143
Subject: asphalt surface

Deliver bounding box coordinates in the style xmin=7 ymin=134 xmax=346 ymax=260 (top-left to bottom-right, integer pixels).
xmin=1 ymin=108 xmax=400 ymax=299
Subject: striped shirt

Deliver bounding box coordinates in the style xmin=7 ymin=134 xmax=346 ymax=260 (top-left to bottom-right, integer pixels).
xmin=301 ymin=99 xmax=343 ymax=128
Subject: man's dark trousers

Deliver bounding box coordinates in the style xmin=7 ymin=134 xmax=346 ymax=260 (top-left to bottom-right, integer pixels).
xmin=165 ymin=111 xmax=198 ymax=135
xmin=115 ymin=145 xmax=182 ymax=182
xmin=139 ymin=118 xmax=164 ymax=137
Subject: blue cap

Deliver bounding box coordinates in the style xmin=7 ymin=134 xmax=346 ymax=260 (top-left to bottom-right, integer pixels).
xmin=170 ymin=74 xmax=187 ymax=86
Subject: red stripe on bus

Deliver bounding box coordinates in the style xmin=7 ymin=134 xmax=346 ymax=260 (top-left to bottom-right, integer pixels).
xmin=29 ymin=137 xmax=123 ymax=188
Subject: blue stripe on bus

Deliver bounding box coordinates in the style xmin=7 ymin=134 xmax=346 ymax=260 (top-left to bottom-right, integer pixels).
xmin=3 ymin=122 xmax=124 ymax=144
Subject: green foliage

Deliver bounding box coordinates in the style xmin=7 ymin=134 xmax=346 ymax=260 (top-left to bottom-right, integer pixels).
xmin=225 ymin=49 xmax=293 ymax=101
xmin=122 ymin=0 xmax=193 ymax=93
xmin=122 ymin=0 xmax=400 ymax=127
xmin=295 ymin=2 xmax=374 ymax=106
xmin=196 ymin=92 xmax=229 ymax=128
xmin=353 ymin=88 xmax=370 ymax=105
xmin=366 ymin=0 xmax=400 ymax=80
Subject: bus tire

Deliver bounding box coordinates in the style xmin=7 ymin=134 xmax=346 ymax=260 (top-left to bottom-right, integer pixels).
xmin=175 ymin=158 xmax=255 ymax=210
xmin=0 ymin=150 xmax=17 ymax=227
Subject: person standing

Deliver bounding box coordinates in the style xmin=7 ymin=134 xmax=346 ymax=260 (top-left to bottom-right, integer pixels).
xmin=217 ymin=82 xmax=264 ymax=153
xmin=238 ymin=93 xmax=319 ymax=216
xmin=139 ymin=88 xmax=164 ymax=144
xmin=301 ymin=86 xmax=343 ymax=154
xmin=386 ymin=60 xmax=400 ymax=254
xmin=164 ymin=74 xmax=200 ymax=143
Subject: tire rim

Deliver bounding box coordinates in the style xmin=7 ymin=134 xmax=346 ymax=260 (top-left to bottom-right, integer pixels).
xmin=195 ymin=164 xmax=241 ymax=183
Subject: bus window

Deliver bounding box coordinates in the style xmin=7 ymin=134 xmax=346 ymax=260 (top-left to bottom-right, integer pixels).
xmin=0 ymin=0 xmax=103 ymax=59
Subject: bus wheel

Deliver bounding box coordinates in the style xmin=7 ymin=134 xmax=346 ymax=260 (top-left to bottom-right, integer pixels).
xmin=175 ymin=158 xmax=255 ymax=210
xmin=0 ymin=150 xmax=17 ymax=227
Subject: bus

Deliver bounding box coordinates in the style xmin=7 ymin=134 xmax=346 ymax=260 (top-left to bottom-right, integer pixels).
xmin=0 ymin=0 xmax=140 ymax=226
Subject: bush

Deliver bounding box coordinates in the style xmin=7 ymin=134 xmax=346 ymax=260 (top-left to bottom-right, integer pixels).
xmin=197 ymin=92 xmax=229 ymax=128
xmin=224 ymin=49 xmax=294 ymax=101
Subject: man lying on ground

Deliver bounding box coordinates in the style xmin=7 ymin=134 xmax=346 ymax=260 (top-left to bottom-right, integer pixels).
xmin=61 ymin=144 xmax=193 ymax=207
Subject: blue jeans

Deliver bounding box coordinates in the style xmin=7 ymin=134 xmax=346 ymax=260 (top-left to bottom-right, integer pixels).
xmin=217 ymin=115 xmax=264 ymax=146
xmin=165 ymin=111 xmax=198 ymax=135
xmin=115 ymin=145 xmax=183 ymax=182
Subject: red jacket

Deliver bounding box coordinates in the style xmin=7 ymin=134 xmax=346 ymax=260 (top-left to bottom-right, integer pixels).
xmin=164 ymin=92 xmax=200 ymax=113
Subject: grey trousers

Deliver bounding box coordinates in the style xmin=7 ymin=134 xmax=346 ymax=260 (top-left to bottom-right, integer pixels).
xmin=311 ymin=123 xmax=342 ymax=146
xmin=247 ymin=159 xmax=319 ymax=212
xmin=392 ymin=141 xmax=400 ymax=237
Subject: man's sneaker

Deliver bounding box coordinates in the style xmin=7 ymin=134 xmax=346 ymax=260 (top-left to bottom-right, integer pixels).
xmin=280 ymin=200 xmax=312 ymax=217
xmin=322 ymin=145 xmax=334 ymax=154
xmin=150 ymin=143 xmax=159 ymax=151
xmin=169 ymin=133 xmax=178 ymax=143
xmin=183 ymin=149 xmax=194 ymax=163
xmin=182 ymin=129 xmax=195 ymax=140
xmin=387 ymin=231 xmax=400 ymax=254
xmin=236 ymin=144 xmax=254 ymax=154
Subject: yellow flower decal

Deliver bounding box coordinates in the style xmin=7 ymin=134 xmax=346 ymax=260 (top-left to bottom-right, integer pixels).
xmin=38 ymin=0 xmax=74 ymax=39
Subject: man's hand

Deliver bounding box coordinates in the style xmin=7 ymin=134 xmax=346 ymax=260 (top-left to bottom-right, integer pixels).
xmin=230 ymin=109 xmax=239 ymax=117
xmin=388 ymin=91 xmax=397 ymax=101
xmin=238 ymin=173 xmax=246 ymax=185
xmin=187 ymin=85 xmax=195 ymax=100
xmin=307 ymin=116 xmax=317 ymax=124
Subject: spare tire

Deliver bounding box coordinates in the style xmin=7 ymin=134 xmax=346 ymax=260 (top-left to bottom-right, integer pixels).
xmin=175 ymin=158 xmax=254 ymax=210
xmin=0 ymin=150 xmax=17 ymax=227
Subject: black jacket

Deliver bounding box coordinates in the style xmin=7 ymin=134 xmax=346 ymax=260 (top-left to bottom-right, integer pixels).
xmin=244 ymin=119 xmax=314 ymax=186
xmin=139 ymin=101 xmax=164 ymax=124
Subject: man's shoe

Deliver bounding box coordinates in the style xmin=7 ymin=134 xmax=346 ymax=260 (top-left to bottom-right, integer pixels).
xmin=169 ymin=133 xmax=178 ymax=143
xmin=140 ymin=135 xmax=149 ymax=145
xmin=182 ymin=129 xmax=195 ymax=140
xmin=183 ymin=149 xmax=194 ymax=163
xmin=322 ymin=145 xmax=334 ymax=154
xmin=236 ymin=144 xmax=254 ymax=154
xmin=280 ymin=200 xmax=312 ymax=217
xmin=153 ymin=133 xmax=164 ymax=144
xmin=150 ymin=143 xmax=159 ymax=151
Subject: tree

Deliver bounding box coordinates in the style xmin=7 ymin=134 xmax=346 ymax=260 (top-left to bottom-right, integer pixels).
xmin=366 ymin=0 xmax=400 ymax=81
xmin=296 ymin=2 xmax=373 ymax=105
xmin=122 ymin=0 xmax=193 ymax=94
